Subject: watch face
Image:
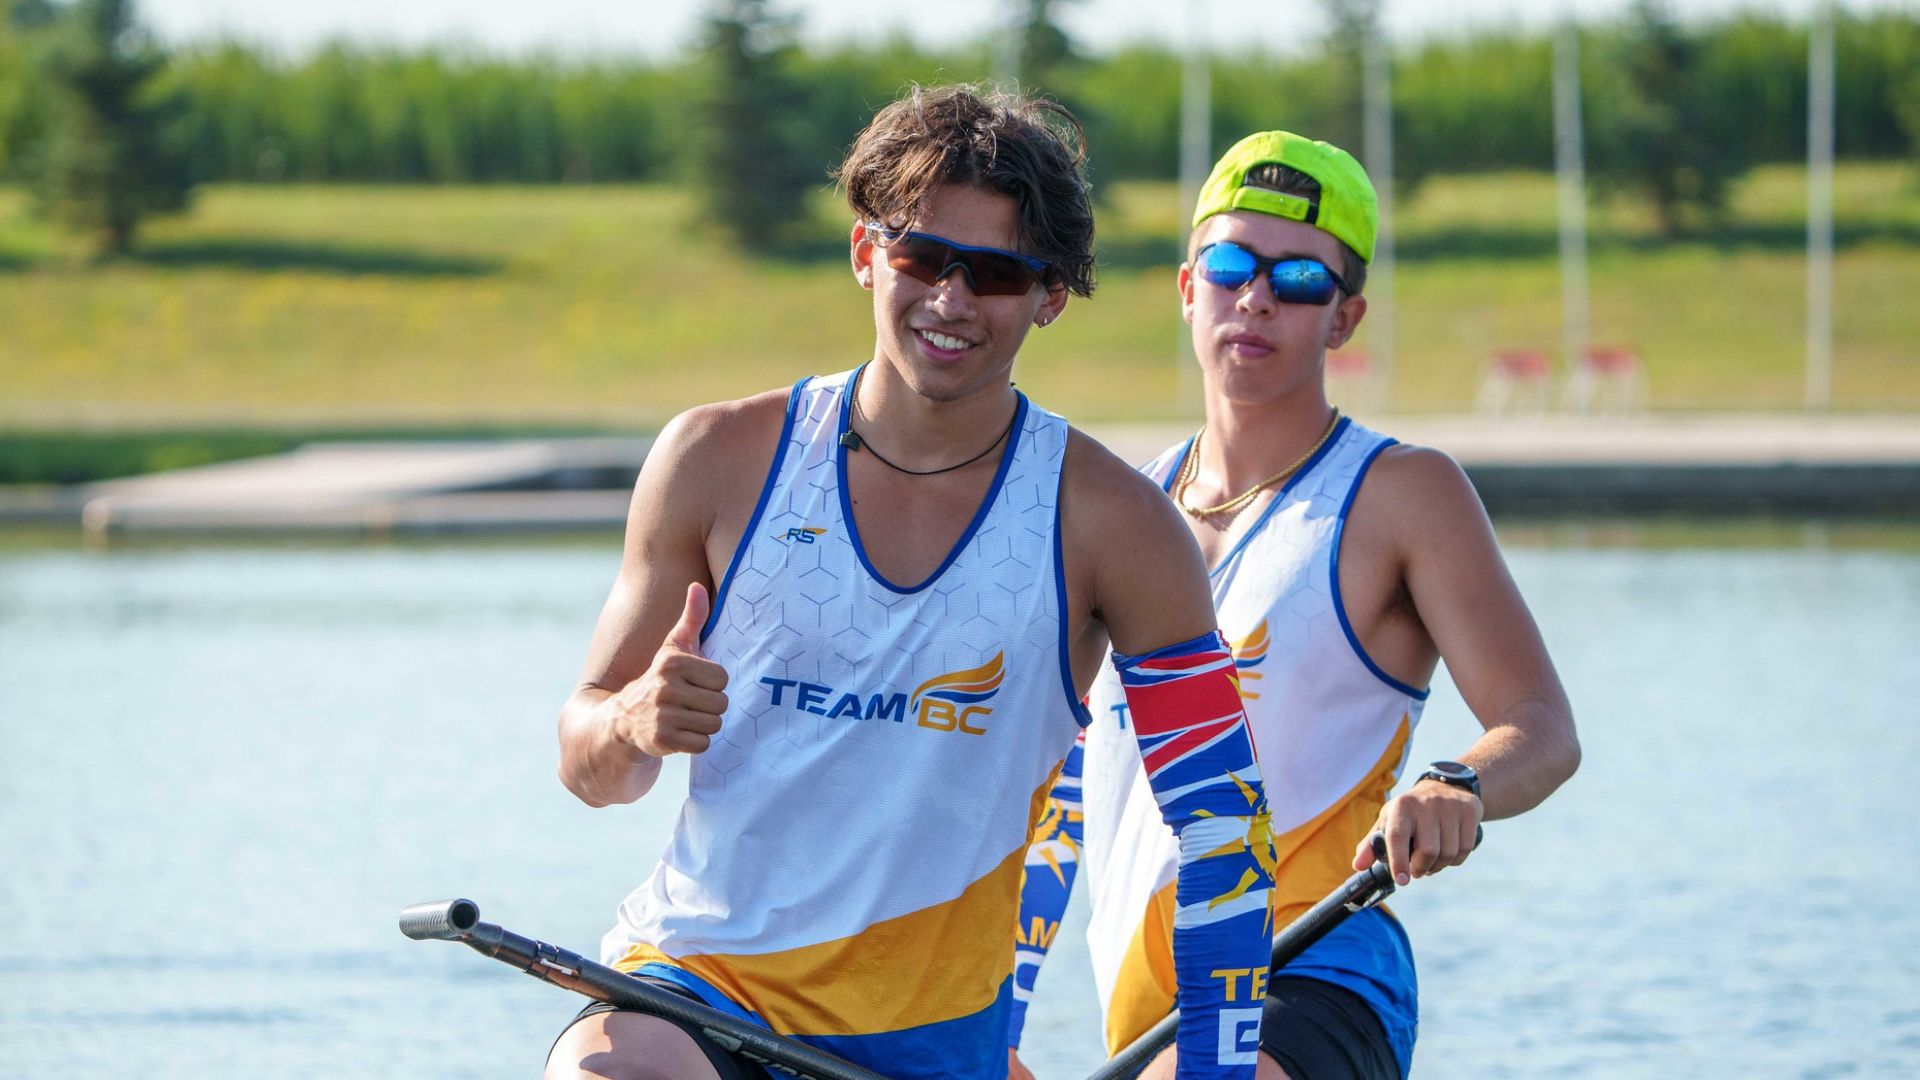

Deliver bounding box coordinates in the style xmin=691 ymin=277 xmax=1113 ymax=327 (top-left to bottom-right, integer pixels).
xmin=1429 ymin=760 xmax=1474 ymax=780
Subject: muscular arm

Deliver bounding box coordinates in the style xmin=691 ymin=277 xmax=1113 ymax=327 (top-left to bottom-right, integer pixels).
xmin=1352 ymin=447 xmax=1581 ymax=878
xmin=1066 ymin=435 xmax=1275 ymax=1080
xmin=556 ymin=395 xmax=784 ymax=807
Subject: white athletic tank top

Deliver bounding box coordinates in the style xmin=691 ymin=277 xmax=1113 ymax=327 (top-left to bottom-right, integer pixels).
xmin=1079 ymin=417 xmax=1429 ymax=1050
xmin=600 ymin=366 xmax=1087 ymax=1076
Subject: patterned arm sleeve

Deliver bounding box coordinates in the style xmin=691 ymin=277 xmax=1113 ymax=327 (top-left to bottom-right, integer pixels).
xmin=1114 ymin=631 xmax=1276 ymax=1080
xmin=1007 ymin=732 xmax=1086 ymax=1049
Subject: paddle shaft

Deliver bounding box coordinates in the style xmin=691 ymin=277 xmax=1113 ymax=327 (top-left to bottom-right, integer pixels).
xmin=1088 ymin=826 xmax=1477 ymax=1080
xmin=1083 ymin=862 xmax=1395 ymax=1080
xmin=398 ymin=900 xmax=890 ymax=1080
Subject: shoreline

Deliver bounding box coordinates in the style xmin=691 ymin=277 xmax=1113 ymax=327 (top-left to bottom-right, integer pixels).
xmin=3 ymin=414 xmax=1916 ymax=535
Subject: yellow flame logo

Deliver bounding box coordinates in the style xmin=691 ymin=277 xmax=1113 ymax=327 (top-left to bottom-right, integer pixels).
xmin=909 ymin=651 xmax=1005 ymax=709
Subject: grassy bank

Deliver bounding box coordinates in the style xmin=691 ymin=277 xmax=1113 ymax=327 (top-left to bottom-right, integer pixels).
xmin=1 ymin=165 xmax=1915 ymax=438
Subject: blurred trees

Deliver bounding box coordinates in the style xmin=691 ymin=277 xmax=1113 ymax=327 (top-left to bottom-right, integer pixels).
xmin=165 ymin=44 xmax=681 ymax=184
xmin=1313 ymin=0 xmax=1375 ymax=152
xmin=1900 ymin=71 xmax=1920 ymax=174
xmin=0 ymin=10 xmax=20 ymax=176
xmin=0 ymin=0 xmax=58 ymax=176
xmin=28 ymin=0 xmax=193 ymax=255
xmin=693 ymin=0 xmax=818 ymax=247
xmin=1589 ymin=0 xmax=1750 ymax=234
xmin=3 ymin=10 xmax=1909 ymax=192
xmin=1013 ymin=0 xmax=1081 ymax=91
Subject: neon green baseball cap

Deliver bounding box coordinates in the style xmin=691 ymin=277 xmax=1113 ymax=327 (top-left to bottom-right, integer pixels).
xmin=1191 ymin=131 xmax=1378 ymax=264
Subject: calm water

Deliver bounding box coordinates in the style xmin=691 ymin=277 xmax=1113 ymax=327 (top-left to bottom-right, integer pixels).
xmin=2 ymin=525 xmax=1917 ymax=1079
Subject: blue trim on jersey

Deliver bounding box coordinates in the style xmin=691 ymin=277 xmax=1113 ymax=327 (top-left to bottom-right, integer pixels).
xmin=636 ymin=962 xmax=1014 ymax=1080
xmin=806 ymin=978 xmax=1015 ymax=1080
xmin=1328 ymin=437 xmax=1432 ymax=700
xmin=701 ymin=379 xmax=806 ymax=643
xmin=833 ymin=361 xmax=1031 ymax=595
xmin=1276 ymin=906 xmax=1418 ymax=1078
xmin=1158 ymin=434 xmax=1198 ymax=494
xmin=632 ymin=962 xmax=780 ymax=1080
xmin=1203 ymin=416 xmax=1353 ymax=579
xmin=1052 ymin=470 xmax=1094 ymax=728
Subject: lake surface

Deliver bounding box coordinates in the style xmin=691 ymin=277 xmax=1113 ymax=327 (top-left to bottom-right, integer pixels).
xmin=2 ymin=524 xmax=1917 ymax=1079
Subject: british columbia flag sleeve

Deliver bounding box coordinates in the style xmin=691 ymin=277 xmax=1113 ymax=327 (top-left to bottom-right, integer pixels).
xmin=1113 ymin=630 xmax=1277 ymax=1079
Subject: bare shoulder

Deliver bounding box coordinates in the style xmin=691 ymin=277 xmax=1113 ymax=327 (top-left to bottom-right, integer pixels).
xmin=1060 ymin=426 xmax=1186 ymax=534
xmin=1349 ymin=442 xmax=1501 ymax=571
xmin=1060 ymin=427 xmax=1214 ymax=651
xmin=1358 ymin=443 xmax=1488 ymax=522
xmin=644 ymin=386 xmax=793 ymax=481
xmin=625 ymin=385 xmax=795 ymax=542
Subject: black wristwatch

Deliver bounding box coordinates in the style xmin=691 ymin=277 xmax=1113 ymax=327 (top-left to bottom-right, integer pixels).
xmin=1416 ymin=760 xmax=1481 ymax=800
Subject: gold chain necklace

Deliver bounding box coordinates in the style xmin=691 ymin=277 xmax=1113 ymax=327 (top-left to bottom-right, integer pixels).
xmin=1173 ymin=409 xmax=1342 ymax=520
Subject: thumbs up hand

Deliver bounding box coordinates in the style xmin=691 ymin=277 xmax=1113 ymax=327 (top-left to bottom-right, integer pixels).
xmin=608 ymin=582 xmax=731 ymax=756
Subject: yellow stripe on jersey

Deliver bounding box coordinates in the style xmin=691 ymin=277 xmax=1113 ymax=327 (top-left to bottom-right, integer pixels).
xmin=1099 ymin=713 xmax=1411 ymax=1053
xmin=1103 ymin=878 xmax=1178 ymax=1054
xmin=1268 ymin=714 xmax=1410 ymax=927
xmin=615 ymin=769 xmax=1059 ymax=1039
xmin=615 ymin=844 xmax=1023 ymax=1037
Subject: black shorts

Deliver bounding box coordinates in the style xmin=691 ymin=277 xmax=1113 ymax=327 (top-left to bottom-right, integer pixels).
xmin=550 ymin=980 xmax=759 ymax=1080
xmin=1259 ymin=976 xmax=1400 ymax=1080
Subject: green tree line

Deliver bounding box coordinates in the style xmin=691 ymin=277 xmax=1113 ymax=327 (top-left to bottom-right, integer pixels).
xmin=3 ymin=6 xmax=1916 ymax=189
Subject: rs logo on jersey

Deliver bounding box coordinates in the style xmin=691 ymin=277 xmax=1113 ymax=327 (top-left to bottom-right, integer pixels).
xmin=772 ymin=526 xmax=827 ymax=544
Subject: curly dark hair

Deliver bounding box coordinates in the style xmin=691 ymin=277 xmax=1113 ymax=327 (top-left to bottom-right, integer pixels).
xmin=835 ymin=84 xmax=1096 ymax=298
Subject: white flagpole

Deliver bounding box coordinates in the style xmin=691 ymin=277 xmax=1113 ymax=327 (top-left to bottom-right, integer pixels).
xmin=995 ymin=0 xmax=1020 ymax=88
xmin=1177 ymin=0 xmax=1212 ymax=410
xmin=1806 ymin=0 xmax=1836 ymax=409
xmin=1553 ymin=2 xmax=1590 ymax=388
xmin=1360 ymin=0 xmax=1395 ymax=410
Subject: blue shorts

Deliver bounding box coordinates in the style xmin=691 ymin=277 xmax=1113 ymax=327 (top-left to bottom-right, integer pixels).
xmin=1272 ymin=906 xmax=1418 ymax=1078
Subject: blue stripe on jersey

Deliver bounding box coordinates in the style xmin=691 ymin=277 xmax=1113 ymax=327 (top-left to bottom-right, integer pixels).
xmin=1204 ymin=416 xmax=1351 ymax=582
xmin=641 ymin=961 xmax=1016 ymax=1080
xmin=1052 ymin=479 xmax=1094 ymax=726
xmin=1328 ymin=437 xmax=1432 ymax=700
xmin=805 ymin=978 xmax=1015 ymax=1080
xmin=702 ymin=378 xmax=805 ymax=642
xmin=833 ymin=360 xmax=1030 ymax=595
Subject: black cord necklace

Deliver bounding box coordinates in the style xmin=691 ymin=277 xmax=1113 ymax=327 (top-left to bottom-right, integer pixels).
xmin=839 ymin=366 xmax=1018 ymax=477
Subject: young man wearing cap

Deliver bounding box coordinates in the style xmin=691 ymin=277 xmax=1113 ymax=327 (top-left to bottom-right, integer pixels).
xmin=544 ymin=87 xmax=1276 ymax=1080
xmin=1007 ymin=132 xmax=1580 ymax=1079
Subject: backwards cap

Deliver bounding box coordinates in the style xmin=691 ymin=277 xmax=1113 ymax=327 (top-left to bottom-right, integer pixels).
xmin=1191 ymin=131 xmax=1378 ymax=264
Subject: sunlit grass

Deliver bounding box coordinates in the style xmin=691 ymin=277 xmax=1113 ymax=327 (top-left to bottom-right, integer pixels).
xmin=1 ymin=163 xmax=1914 ymax=431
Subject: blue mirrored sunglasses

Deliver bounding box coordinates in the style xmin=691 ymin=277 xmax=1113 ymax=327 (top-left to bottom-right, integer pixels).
xmin=867 ymin=224 xmax=1053 ymax=297
xmin=1195 ymin=241 xmax=1352 ymax=306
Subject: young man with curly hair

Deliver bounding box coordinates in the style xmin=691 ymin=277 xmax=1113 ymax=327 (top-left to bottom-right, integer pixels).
xmin=544 ymin=87 xmax=1277 ymax=1080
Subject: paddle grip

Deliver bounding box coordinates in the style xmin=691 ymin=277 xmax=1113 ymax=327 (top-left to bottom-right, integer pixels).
xmin=398 ymin=898 xmax=482 ymax=941
xmin=398 ymin=899 xmax=890 ymax=1080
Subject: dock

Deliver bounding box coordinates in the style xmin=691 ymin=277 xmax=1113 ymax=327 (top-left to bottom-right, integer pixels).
xmin=4 ymin=414 xmax=1915 ymax=536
